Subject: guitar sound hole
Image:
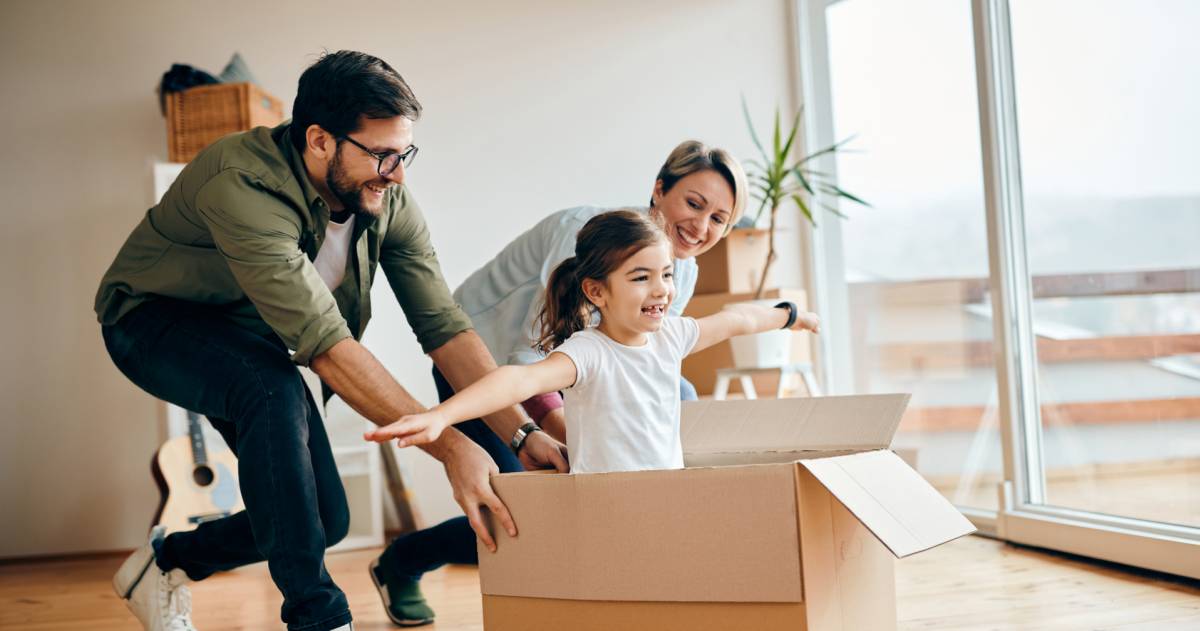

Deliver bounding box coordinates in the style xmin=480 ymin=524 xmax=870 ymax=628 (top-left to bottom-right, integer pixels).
xmin=193 ymin=465 xmax=215 ymax=487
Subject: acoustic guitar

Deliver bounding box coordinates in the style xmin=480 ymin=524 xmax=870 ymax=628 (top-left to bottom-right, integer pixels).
xmin=151 ymin=411 xmax=244 ymax=533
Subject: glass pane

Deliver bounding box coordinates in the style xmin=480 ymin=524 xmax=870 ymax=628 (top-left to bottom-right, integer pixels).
xmin=1011 ymin=0 xmax=1200 ymax=527
xmin=826 ymin=0 xmax=999 ymax=511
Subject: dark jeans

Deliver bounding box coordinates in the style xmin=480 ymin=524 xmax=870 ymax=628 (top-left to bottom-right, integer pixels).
xmin=102 ymin=299 xmax=352 ymax=631
xmin=378 ymin=367 xmax=524 ymax=578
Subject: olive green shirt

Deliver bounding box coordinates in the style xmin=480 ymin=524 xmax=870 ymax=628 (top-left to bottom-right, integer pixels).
xmin=95 ymin=123 xmax=473 ymax=366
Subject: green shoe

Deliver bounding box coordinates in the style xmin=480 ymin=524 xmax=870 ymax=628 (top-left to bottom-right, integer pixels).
xmin=369 ymin=556 xmax=435 ymax=627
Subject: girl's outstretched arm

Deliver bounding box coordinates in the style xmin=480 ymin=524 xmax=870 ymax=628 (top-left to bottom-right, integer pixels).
xmin=364 ymin=353 xmax=578 ymax=447
xmin=692 ymin=302 xmax=820 ymax=355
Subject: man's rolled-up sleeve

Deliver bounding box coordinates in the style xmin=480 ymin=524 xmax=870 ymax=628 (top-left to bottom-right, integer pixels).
xmin=380 ymin=187 xmax=474 ymax=354
xmin=195 ymin=169 xmax=353 ymax=365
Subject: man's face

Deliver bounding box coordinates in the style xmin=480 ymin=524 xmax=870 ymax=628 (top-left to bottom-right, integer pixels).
xmin=325 ymin=115 xmax=414 ymax=216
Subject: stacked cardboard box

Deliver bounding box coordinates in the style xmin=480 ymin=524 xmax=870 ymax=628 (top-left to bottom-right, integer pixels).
xmin=682 ymin=228 xmax=807 ymax=395
xmin=682 ymin=288 xmax=810 ymax=396
xmin=479 ymin=395 xmax=975 ymax=630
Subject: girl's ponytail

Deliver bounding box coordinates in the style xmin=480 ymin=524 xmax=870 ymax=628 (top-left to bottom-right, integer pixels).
xmin=536 ymin=256 xmax=589 ymax=353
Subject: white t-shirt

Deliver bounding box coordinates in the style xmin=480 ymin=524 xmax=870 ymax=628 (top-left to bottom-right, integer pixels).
xmin=314 ymin=216 xmax=356 ymax=290
xmin=551 ymin=317 xmax=700 ymax=474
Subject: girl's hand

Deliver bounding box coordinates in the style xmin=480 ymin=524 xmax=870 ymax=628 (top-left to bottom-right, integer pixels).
xmin=792 ymin=311 xmax=821 ymax=334
xmin=364 ymin=410 xmax=451 ymax=447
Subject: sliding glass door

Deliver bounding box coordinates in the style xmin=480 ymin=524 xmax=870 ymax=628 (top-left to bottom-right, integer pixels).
xmin=797 ymin=0 xmax=1200 ymax=576
xmin=821 ymin=0 xmax=1002 ymax=516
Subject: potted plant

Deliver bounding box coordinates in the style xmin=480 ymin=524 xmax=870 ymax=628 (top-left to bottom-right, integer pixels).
xmin=741 ymin=97 xmax=868 ymax=297
xmin=728 ymin=99 xmax=869 ymax=372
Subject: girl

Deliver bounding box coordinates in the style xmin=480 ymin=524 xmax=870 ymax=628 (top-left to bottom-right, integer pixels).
xmin=365 ymin=210 xmax=819 ymax=473
xmin=365 ymin=141 xmax=748 ymax=626
xmin=453 ymin=139 xmax=749 ymax=444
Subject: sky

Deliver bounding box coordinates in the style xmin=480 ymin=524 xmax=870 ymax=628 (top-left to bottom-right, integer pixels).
xmin=823 ymin=0 xmax=1200 ymax=279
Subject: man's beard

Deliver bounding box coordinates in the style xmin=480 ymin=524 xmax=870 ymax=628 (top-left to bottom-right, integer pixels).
xmin=326 ymin=145 xmax=384 ymax=217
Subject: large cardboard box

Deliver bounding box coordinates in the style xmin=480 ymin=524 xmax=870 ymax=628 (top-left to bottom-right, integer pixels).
xmin=682 ymin=288 xmax=811 ymax=396
xmin=478 ymin=395 xmax=975 ymax=631
xmin=694 ymin=228 xmax=773 ymax=295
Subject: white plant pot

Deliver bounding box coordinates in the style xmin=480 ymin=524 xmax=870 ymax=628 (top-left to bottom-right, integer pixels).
xmin=728 ymin=300 xmax=793 ymax=369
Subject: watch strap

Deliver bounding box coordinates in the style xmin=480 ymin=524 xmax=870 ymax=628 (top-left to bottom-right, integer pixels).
xmin=510 ymin=422 xmax=543 ymax=454
xmin=774 ymin=301 xmax=798 ymax=330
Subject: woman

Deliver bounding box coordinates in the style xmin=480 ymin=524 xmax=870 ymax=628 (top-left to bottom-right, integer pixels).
xmin=368 ymin=140 xmax=747 ymax=627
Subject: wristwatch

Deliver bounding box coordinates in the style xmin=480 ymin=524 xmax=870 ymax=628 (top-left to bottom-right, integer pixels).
xmin=510 ymin=422 xmax=543 ymax=454
xmin=774 ymin=301 xmax=799 ymax=329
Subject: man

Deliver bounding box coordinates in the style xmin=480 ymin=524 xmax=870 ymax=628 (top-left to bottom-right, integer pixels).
xmin=97 ymin=50 xmax=566 ymax=631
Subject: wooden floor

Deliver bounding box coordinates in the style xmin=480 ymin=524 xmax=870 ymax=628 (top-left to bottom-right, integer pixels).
xmin=2 ymin=536 xmax=1197 ymax=630
xmin=928 ymin=459 xmax=1200 ymax=528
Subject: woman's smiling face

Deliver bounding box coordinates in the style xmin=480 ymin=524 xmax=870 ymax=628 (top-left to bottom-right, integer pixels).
xmin=650 ymin=169 xmax=735 ymax=260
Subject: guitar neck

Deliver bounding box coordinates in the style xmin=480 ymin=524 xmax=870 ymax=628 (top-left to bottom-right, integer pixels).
xmin=186 ymin=411 xmax=209 ymax=466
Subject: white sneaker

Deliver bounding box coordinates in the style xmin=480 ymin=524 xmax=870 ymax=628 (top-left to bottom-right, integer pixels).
xmin=112 ymin=525 xmax=198 ymax=631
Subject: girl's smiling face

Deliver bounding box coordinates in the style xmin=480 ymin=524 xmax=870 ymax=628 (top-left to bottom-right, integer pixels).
xmin=583 ymin=240 xmax=675 ymax=346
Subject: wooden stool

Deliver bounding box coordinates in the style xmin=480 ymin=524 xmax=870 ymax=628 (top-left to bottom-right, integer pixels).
xmin=712 ymin=363 xmax=821 ymax=400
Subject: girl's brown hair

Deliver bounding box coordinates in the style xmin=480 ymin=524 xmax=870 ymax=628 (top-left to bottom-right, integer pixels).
xmin=535 ymin=209 xmax=668 ymax=353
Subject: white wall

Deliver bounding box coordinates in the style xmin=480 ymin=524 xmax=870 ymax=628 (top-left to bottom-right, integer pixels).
xmin=0 ymin=0 xmax=801 ymax=556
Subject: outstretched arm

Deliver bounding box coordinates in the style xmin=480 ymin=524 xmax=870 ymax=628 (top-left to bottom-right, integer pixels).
xmin=692 ymin=303 xmax=820 ymax=355
xmin=364 ymin=352 xmax=578 ymax=447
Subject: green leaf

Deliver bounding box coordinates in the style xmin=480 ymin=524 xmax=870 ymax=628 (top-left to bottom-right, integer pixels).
xmin=790 ymin=166 xmax=815 ymax=196
xmin=791 ymin=194 xmax=816 ymax=226
xmin=772 ymin=106 xmax=781 ymax=157
xmin=796 ymin=134 xmax=858 ymax=166
xmin=819 ymin=183 xmax=870 ymax=207
xmin=741 ymin=95 xmax=769 ymax=164
xmin=820 ymin=202 xmax=850 ymax=219
xmin=752 ymin=195 xmax=770 ymax=224
xmin=779 ymin=105 xmax=804 ymax=164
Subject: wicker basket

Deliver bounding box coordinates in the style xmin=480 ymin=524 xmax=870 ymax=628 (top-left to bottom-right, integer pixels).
xmin=166 ymin=82 xmax=285 ymax=163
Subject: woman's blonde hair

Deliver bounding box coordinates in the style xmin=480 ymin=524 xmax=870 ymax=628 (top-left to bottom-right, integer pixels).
xmin=651 ymin=140 xmax=748 ymax=234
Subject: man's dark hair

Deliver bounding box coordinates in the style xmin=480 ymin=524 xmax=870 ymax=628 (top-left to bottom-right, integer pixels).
xmin=290 ymin=50 xmax=422 ymax=153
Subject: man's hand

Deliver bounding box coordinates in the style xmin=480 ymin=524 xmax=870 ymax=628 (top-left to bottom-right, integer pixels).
xmin=363 ymin=409 xmax=450 ymax=447
xmin=519 ymin=430 xmax=569 ymax=472
xmin=442 ymin=439 xmax=517 ymax=553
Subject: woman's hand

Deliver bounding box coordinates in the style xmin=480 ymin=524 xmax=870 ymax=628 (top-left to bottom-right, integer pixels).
xmin=791 ymin=311 xmax=821 ymax=334
xmin=364 ymin=409 xmax=451 ymax=447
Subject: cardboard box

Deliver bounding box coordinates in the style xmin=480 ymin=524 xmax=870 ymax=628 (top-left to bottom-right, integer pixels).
xmin=478 ymin=394 xmax=975 ymax=630
xmin=694 ymin=228 xmax=773 ymax=295
xmin=682 ymin=288 xmax=810 ymax=396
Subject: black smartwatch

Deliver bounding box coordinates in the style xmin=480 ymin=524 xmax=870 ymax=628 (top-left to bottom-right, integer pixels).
xmin=510 ymin=422 xmax=543 ymax=454
xmin=774 ymin=301 xmax=798 ymax=330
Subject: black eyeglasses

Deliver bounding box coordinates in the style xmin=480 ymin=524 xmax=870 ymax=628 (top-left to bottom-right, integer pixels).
xmin=339 ymin=135 xmax=418 ymax=176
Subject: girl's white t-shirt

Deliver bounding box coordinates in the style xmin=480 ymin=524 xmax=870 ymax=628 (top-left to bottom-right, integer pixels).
xmin=551 ymin=317 xmax=700 ymax=474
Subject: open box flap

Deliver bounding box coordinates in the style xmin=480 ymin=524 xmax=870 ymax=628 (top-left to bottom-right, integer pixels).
xmin=800 ymin=450 xmax=976 ymax=558
xmin=681 ymin=394 xmax=910 ymax=459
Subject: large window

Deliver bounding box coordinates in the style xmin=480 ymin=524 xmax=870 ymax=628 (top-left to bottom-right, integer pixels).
xmin=826 ymin=0 xmax=1000 ymax=512
xmin=1009 ymin=0 xmax=1200 ymax=528
xmin=801 ymin=0 xmax=1200 ymax=576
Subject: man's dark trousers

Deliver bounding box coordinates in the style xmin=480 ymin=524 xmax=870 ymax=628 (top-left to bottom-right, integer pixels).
xmin=102 ymin=298 xmax=352 ymax=631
